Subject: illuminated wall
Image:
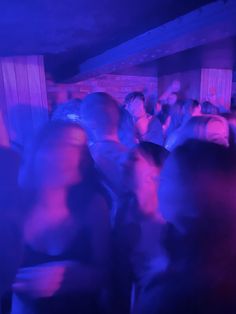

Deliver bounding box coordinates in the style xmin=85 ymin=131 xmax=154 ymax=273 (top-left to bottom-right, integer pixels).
xmin=46 ymin=74 xmax=158 ymax=111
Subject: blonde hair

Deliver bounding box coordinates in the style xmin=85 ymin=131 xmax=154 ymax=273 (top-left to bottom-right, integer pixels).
xmin=166 ymin=115 xmax=229 ymax=151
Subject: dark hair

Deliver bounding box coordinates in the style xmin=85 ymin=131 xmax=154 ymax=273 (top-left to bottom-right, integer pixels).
xmin=157 ymin=104 xmax=171 ymax=125
xmin=20 ymin=121 xmax=91 ymax=188
xmin=201 ymin=101 xmax=219 ymax=115
xmin=123 ymin=142 xmax=168 ymax=197
xmin=161 ymin=139 xmax=236 ymax=262
xmin=80 ymin=92 xmax=120 ymax=138
xmin=165 ymin=102 xmax=184 ymax=136
xmin=124 ymin=91 xmax=145 ymax=105
xmin=116 ymin=142 xmax=168 ymax=227
xmin=183 ymin=99 xmax=199 ymax=114
xmin=20 ymin=121 xmax=108 ymax=217
xmin=137 ymin=141 xmax=169 ymax=168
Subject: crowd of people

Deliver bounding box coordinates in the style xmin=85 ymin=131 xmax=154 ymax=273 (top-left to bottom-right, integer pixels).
xmin=1 ymin=80 xmax=236 ymax=314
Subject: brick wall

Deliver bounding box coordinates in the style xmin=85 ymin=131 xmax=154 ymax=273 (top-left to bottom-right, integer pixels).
xmin=46 ymin=74 xmax=158 ymax=111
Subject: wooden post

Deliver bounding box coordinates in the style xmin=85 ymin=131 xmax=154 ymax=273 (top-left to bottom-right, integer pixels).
xmin=200 ymin=68 xmax=233 ymax=110
xmin=0 ymin=56 xmax=48 ymax=147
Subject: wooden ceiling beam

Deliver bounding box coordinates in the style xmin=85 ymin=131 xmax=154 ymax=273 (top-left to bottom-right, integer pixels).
xmin=69 ymin=0 xmax=236 ymax=82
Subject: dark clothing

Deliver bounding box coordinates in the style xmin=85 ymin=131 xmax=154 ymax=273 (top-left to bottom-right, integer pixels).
xmin=13 ymin=227 xmax=100 ymax=314
xmin=145 ymin=116 xmax=164 ymax=146
xmin=90 ymin=140 xmax=129 ymax=224
xmin=112 ymin=195 xmax=165 ymax=314
xmin=90 ymin=140 xmax=128 ymax=196
xmin=137 ymin=270 xmax=236 ymax=314
xmin=12 ymin=182 xmax=109 ymax=314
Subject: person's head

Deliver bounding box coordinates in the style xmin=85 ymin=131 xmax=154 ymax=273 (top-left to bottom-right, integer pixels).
xmin=20 ymin=121 xmax=93 ymax=190
xmin=183 ymin=99 xmax=201 ymax=118
xmin=201 ymin=101 xmax=219 ymax=115
xmin=167 ymin=115 xmax=229 ymax=151
xmin=139 ymin=140 xmax=236 ymax=314
xmin=125 ymin=92 xmax=146 ymax=120
xmin=125 ymin=142 xmax=168 ymax=216
xmin=165 ymin=102 xmax=184 ymax=135
xmin=160 ymin=140 xmax=236 ymax=231
xmin=80 ymin=92 xmax=120 ymax=142
xmin=51 ymin=98 xmax=82 ymax=123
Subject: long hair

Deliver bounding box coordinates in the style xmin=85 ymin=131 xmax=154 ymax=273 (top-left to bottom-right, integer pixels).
xmin=19 ymin=121 xmax=105 ymax=215
xmin=116 ymin=142 xmax=168 ymax=226
xmin=167 ymin=115 xmax=229 ymax=151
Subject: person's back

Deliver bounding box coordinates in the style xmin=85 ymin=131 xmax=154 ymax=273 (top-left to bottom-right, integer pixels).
xmin=80 ymin=93 xmax=129 ymax=205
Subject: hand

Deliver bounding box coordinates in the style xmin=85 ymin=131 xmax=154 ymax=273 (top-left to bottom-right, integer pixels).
xmin=12 ymin=261 xmax=70 ymax=298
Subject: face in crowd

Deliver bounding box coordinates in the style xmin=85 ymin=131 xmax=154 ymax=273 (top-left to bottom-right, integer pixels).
xmin=126 ymin=96 xmax=146 ymax=120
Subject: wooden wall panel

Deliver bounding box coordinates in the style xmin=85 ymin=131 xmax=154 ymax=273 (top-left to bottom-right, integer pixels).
xmin=0 ymin=56 xmax=48 ymax=147
xmin=200 ymin=68 xmax=232 ymax=110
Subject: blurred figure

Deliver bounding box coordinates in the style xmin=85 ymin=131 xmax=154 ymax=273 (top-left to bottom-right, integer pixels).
xmin=12 ymin=122 xmax=110 ymax=314
xmin=51 ymin=98 xmax=82 ymax=123
xmin=0 ymin=148 xmax=22 ymax=309
xmin=80 ymin=93 xmax=128 ymax=226
xmin=157 ymin=104 xmax=171 ymax=137
xmin=221 ymin=112 xmax=236 ymax=148
xmin=166 ymin=115 xmax=229 ymax=151
xmin=156 ymin=81 xmax=181 ymax=139
xmin=113 ymin=142 xmax=168 ymax=314
xmin=164 ymin=101 xmax=184 ymax=140
xmin=120 ymin=92 xmax=163 ymax=147
xmin=158 ymin=80 xmax=181 ymax=106
xmin=80 ymin=92 xmax=128 ymax=199
xmin=201 ymin=101 xmax=219 ymax=115
xmin=164 ymin=99 xmax=201 ymax=147
xmin=138 ymin=140 xmax=236 ymax=314
xmin=182 ymin=99 xmax=201 ymax=125
xmin=0 ymin=111 xmax=10 ymax=148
